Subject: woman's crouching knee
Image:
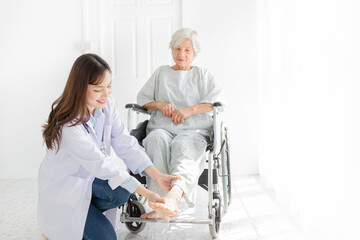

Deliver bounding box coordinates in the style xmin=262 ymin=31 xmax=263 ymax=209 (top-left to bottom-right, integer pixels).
xmin=112 ymin=186 xmax=131 ymax=207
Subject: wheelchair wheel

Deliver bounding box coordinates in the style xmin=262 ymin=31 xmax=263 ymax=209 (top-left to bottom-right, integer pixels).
xmin=220 ymin=126 xmax=232 ymax=211
xmin=209 ymin=200 xmax=221 ymax=238
xmin=125 ymin=200 xmax=146 ymax=234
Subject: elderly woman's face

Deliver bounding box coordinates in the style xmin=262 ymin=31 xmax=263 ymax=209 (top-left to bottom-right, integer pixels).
xmin=172 ymin=39 xmax=194 ymax=69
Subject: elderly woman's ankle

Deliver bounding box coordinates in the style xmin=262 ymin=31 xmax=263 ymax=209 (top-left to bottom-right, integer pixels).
xmin=167 ymin=185 xmax=183 ymax=200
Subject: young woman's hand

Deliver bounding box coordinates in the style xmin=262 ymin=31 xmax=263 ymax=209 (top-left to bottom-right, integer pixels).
xmin=135 ymin=185 xmax=165 ymax=204
xmin=155 ymin=173 xmax=179 ymax=192
xmin=144 ymin=166 xmax=178 ymax=192
xmin=146 ymin=191 xmax=165 ymax=204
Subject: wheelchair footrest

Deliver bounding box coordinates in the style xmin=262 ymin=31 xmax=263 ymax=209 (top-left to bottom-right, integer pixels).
xmin=121 ymin=215 xmax=212 ymax=224
xmin=198 ymin=169 xmax=218 ymax=191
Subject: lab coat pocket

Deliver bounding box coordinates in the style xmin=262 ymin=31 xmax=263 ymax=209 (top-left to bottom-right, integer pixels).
xmin=56 ymin=176 xmax=90 ymax=208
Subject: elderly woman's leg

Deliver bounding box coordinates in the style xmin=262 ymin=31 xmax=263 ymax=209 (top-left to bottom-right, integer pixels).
xmin=141 ymin=129 xmax=174 ymax=219
xmin=149 ymin=130 xmax=208 ymax=217
xmin=143 ymin=129 xmax=173 ymax=195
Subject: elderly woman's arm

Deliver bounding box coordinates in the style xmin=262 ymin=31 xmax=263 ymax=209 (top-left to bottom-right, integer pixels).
xmin=144 ymin=102 xmax=175 ymax=117
xmin=144 ymin=102 xmax=212 ymax=124
xmin=171 ymin=103 xmax=213 ymax=124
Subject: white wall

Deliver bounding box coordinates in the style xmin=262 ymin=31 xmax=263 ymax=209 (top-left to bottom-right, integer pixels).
xmin=184 ymin=0 xmax=259 ymax=175
xmin=4 ymin=0 xmax=358 ymax=237
xmin=257 ymin=0 xmax=360 ymax=239
xmin=0 ymin=0 xmax=83 ymax=178
xmin=0 ymin=0 xmax=259 ymax=178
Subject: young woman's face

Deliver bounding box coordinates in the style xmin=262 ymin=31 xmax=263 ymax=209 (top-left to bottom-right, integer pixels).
xmin=86 ymin=70 xmax=112 ymax=114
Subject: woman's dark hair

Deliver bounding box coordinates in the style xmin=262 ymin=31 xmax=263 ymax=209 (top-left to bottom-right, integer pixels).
xmin=42 ymin=53 xmax=111 ymax=150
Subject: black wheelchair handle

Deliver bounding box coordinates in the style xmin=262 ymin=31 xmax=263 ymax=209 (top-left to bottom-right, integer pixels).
xmin=213 ymin=102 xmax=225 ymax=112
xmin=125 ymin=103 xmax=150 ymax=114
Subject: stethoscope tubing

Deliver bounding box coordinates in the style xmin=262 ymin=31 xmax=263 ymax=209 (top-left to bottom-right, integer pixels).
xmin=82 ymin=110 xmax=106 ymax=155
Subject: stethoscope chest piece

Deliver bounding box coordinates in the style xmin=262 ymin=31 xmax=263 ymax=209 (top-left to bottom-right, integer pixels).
xmin=83 ymin=123 xmax=106 ymax=156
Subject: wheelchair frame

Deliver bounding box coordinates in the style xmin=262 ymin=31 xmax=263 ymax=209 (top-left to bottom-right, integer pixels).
xmin=119 ymin=102 xmax=231 ymax=238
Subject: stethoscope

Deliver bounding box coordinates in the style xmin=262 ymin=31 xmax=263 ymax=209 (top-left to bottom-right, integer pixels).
xmin=83 ymin=110 xmax=106 ymax=155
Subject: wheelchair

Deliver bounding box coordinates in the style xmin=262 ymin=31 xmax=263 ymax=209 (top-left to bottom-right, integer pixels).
xmin=119 ymin=102 xmax=231 ymax=238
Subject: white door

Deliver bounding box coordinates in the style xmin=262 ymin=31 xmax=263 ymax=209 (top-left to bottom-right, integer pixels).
xmin=83 ymin=0 xmax=182 ymax=121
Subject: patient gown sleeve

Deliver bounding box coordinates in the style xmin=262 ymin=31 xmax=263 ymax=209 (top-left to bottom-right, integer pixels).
xmin=199 ymin=68 xmax=225 ymax=104
xmin=137 ymin=67 xmax=160 ymax=106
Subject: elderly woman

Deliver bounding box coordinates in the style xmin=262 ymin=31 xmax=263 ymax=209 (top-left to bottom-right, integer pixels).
xmin=137 ymin=28 xmax=223 ymax=220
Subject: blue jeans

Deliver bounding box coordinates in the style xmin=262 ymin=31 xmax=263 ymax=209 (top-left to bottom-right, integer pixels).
xmin=83 ymin=178 xmax=131 ymax=240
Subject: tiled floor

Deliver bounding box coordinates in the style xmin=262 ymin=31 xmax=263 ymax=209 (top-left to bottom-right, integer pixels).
xmin=0 ymin=175 xmax=305 ymax=240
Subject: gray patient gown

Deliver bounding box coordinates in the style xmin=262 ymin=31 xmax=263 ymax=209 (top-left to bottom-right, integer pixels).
xmin=137 ymin=65 xmax=222 ymax=207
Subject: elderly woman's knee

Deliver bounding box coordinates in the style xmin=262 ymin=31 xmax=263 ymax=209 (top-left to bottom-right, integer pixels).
xmin=170 ymin=135 xmax=207 ymax=151
xmin=143 ymin=129 xmax=171 ymax=147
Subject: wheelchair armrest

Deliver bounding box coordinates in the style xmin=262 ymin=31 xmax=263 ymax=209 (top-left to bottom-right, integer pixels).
xmin=125 ymin=103 xmax=150 ymax=115
xmin=213 ymin=102 xmax=225 ymax=112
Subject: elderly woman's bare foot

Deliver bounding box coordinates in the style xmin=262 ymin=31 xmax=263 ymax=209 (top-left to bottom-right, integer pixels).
xmin=140 ymin=211 xmax=169 ymax=222
xmin=148 ymin=185 xmax=182 ymax=217
xmin=148 ymin=198 xmax=179 ymax=216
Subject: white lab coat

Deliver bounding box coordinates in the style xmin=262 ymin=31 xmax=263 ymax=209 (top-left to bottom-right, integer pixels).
xmin=38 ymin=97 xmax=150 ymax=240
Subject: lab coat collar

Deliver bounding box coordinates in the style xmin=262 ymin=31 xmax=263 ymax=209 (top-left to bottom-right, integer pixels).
xmin=84 ymin=109 xmax=105 ymax=143
xmin=89 ymin=108 xmax=103 ymax=129
xmin=93 ymin=108 xmax=102 ymax=118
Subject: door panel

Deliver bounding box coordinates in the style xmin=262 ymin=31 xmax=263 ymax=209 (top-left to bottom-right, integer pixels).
xmin=113 ymin=18 xmax=137 ymax=79
xmin=84 ymin=0 xmax=182 ymax=121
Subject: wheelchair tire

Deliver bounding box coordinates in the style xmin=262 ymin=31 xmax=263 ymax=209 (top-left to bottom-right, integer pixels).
xmin=220 ymin=126 xmax=232 ymax=211
xmin=225 ymin=128 xmax=232 ymax=206
xmin=125 ymin=200 xmax=146 ymax=234
xmin=209 ymin=201 xmax=221 ymax=238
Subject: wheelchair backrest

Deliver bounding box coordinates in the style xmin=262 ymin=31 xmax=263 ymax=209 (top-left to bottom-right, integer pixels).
xmin=130 ymin=120 xmax=148 ymax=146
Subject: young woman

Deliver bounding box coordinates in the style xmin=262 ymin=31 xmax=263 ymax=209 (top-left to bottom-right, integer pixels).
xmin=38 ymin=53 xmax=177 ymax=240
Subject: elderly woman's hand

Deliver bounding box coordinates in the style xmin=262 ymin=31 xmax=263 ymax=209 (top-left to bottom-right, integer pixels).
xmin=171 ymin=107 xmax=194 ymax=124
xmin=158 ymin=102 xmax=175 ymax=117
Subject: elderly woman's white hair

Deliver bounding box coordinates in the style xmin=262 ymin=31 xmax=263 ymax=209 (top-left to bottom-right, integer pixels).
xmin=169 ymin=28 xmax=201 ymax=57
